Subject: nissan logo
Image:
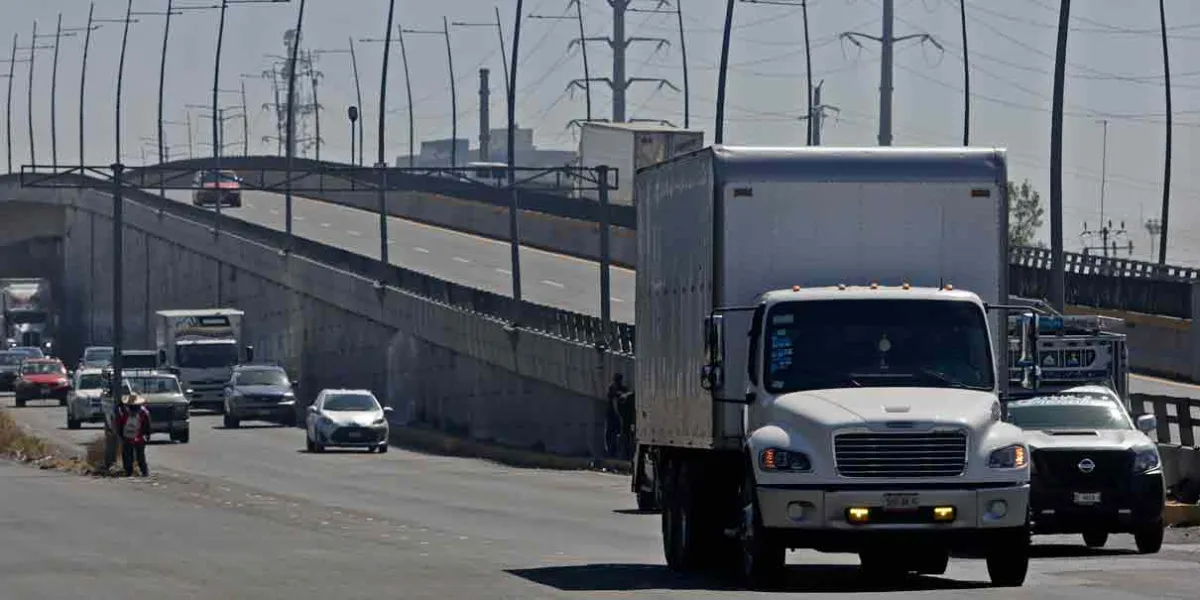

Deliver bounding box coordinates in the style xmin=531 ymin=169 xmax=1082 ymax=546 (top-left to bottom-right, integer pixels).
xmin=1078 ymin=458 xmax=1096 ymax=473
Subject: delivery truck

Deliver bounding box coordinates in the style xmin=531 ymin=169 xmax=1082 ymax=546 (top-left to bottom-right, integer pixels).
xmin=0 ymin=278 xmax=56 ymax=353
xmin=630 ymin=146 xmax=1039 ymax=589
xmin=155 ymin=309 xmax=252 ymax=412
xmin=577 ymin=121 xmax=704 ymax=206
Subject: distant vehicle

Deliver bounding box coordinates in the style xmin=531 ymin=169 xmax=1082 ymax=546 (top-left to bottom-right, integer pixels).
xmin=120 ymin=349 xmax=160 ymax=370
xmin=0 ymin=278 xmax=56 ymax=353
xmin=101 ymin=369 xmax=191 ymax=443
xmin=66 ymin=367 xmax=108 ymax=429
xmin=1004 ymin=384 xmax=1165 ymax=554
xmin=191 ymin=169 xmax=243 ymax=208
xmin=79 ymin=346 xmax=114 ymax=370
xmin=9 ymin=346 xmax=45 ymax=359
xmin=13 ymin=357 xmax=69 ymax=407
xmin=304 ymin=389 xmax=392 ymax=453
xmin=155 ymin=309 xmax=251 ymax=413
xmin=0 ymin=350 xmax=25 ymax=391
xmin=222 ymin=364 xmax=298 ymax=428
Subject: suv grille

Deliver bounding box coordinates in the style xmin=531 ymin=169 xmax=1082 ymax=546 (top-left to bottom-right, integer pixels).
xmin=1032 ymin=449 xmax=1131 ymax=490
xmin=834 ymin=431 xmax=968 ymax=478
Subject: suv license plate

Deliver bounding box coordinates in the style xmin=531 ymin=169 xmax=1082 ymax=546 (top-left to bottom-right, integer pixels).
xmin=347 ymin=431 xmax=363 ymax=440
xmin=1073 ymin=492 xmax=1101 ymax=505
xmin=883 ymin=493 xmax=920 ymax=511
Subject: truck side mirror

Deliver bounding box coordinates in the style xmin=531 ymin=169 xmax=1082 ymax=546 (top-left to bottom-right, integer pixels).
xmin=244 ymin=345 xmax=254 ymax=363
xmin=700 ymin=315 xmax=725 ymax=391
xmin=1136 ymin=414 xmax=1157 ymax=434
xmin=1016 ymin=312 xmax=1041 ymax=390
xmin=157 ymin=349 xmax=167 ymax=365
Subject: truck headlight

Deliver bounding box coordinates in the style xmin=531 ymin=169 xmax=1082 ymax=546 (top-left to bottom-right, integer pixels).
xmin=1132 ymin=446 xmax=1161 ymax=473
xmin=987 ymin=444 xmax=1028 ymax=469
xmin=759 ymin=448 xmax=812 ymax=472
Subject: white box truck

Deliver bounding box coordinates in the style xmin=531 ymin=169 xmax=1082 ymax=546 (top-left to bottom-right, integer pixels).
xmin=630 ymin=146 xmax=1040 ymax=589
xmin=155 ymin=309 xmax=253 ymax=412
xmin=577 ymin=121 xmax=704 ymax=206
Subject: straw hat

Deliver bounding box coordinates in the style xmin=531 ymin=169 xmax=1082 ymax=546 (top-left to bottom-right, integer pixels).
xmin=121 ymin=393 xmax=146 ymax=406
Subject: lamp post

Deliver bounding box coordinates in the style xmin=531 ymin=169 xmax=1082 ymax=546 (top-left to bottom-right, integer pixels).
xmin=359 ymin=24 xmax=414 ymax=168
xmin=506 ymin=0 xmax=524 ymax=325
xmin=42 ymin=15 xmax=84 ymax=169
xmin=22 ymin=22 xmax=55 ymax=168
xmin=347 ymin=105 xmax=358 ymax=166
xmin=82 ymin=9 xmax=141 ymax=173
xmin=402 ymin=19 xmax=458 ymax=168
xmin=2 ymin=36 xmax=31 ymax=174
xmin=451 ymin=6 xmax=510 ymax=97
xmin=528 ymin=8 xmax=590 ymax=123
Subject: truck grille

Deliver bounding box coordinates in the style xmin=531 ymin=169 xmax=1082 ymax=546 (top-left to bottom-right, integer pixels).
xmin=146 ymin=405 xmax=174 ymax=422
xmin=834 ymin=431 xmax=968 ymax=478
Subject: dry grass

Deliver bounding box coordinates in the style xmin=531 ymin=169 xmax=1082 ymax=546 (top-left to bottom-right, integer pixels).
xmin=0 ymin=409 xmax=113 ymax=475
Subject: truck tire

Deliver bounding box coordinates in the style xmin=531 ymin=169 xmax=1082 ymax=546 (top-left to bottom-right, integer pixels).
xmin=912 ymin=549 xmax=950 ymax=575
xmin=67 ymin=415 xmax=80 ymax=430
xmin=662 ymin=459 xmax=704 ymax=572
xmin=1083 ymin=531 xmax=1109 ymax=548
xmin=172 ymin=431 xmax=190 ymax=444
xmin=985 ymin=528 xmax=1030 ymax=587
xmin=738 ymin=470 xmax=786 ymax=589
xmin=223 ymin=413 xmax=239 ymax=429
xmin=1134 ymin=520 xmax=1164 ymax=554
xmin=636 ymin=490 xmax=657 ymax=512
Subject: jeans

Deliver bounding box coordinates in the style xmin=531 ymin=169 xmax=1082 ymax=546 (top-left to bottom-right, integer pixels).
xmin=121 ymin=442 xmax=149 ymax=477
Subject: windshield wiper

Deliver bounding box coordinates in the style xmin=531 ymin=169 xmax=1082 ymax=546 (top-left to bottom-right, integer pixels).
xmin=913 ymin=368 xmax=989 ymax=390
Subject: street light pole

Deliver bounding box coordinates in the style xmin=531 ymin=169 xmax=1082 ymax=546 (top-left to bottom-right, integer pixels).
xmin=282 ymin=0 xmax=307 ymax=254
xmin=108 ymin=0 xmax=136 ymax=414
xmin=401 ymin=20 xmax=458 ymax=168
xmin=348 ymin=39 xmax=364 ymax=166
xmin=376 ymin=0 xmax=397 ymax=274
xmin=3 ymin=35 xmax=27 ymax=174
xmin=25 ymin=22 xmax=55 ymax=167
xmin=715 ymin=0 xmax=736 ymax=144
xmin=507 ymin=0 xmax=524 ymax=325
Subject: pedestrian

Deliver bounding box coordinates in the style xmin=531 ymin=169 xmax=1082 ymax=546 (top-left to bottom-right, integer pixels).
xmin=116 ymin=392 xmax=151 ymax=477
xmin=606 ymin=373 xmax=631 ymax=459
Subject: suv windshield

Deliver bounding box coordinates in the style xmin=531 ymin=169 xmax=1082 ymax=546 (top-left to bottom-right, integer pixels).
xmin=236 ymin=369 xmax=290 ymax=387
xmin=125 ymin=376 xmax=182 ymax=395
xmin=323 ymin=394 xmax=378 ymax=412
xmin=762 ymin=299 xmax=995 ymax=394
xmin=176 ymin=343 xmax=239 ymax=369
xmin=83 ymin=347 xmax=113 ymax=362
xmin=1006 ymin=393 xmax=1133 ymax=430
xmin=77 ymin=374 xmax=105 ymax=390
xmin=21 ymin=362 xmax=64 ymax=375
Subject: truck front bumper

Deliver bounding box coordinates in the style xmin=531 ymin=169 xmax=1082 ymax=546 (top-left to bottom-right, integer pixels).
xmin=148 ymin=419 xmax=189 ymax=436
xmin=757 ymin=483 xmax=1028 ymax=550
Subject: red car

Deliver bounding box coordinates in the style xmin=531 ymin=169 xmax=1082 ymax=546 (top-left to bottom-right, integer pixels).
xmin=14 ymin=358 xmax=70 ymax=407
xmin=191 ymin=169 xmax=243 ymax=208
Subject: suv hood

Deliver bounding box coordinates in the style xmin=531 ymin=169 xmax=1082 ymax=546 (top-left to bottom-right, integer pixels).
xmin=772 ymin=387 xmax=999 ymax=430
xmin=1024 ymin=428 xmax=1151 ymax=451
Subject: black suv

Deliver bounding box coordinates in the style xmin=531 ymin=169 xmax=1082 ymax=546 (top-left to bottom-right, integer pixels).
xmin=222 ymin=364 xmax=298 ymax=428
xmin=1005 ymin=384 xmax=1165 ymax=553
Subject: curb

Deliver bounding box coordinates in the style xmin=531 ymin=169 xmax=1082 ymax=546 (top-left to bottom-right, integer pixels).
xmin=1165 ymin=502 xmax=1200 ymax=527
xmin=387 ymin=425 xmax=631 ymax=475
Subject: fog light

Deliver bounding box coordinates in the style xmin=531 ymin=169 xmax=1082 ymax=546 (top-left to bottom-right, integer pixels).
xmin=787 ymin=502 xmax=806 ymax=521
xmin=987 ymin=499 xmax=1008 ymax=519
xmin=933 ymin=506 xmax=956 ymax=522
xmin=847 ymin=507 xmax=870 ymax=524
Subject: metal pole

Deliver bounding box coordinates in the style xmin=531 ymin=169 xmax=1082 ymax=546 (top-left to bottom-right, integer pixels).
xmin=378 ymin=0 xmax=398 ymax=273
xmin=677 ymin=0 xmax=689 ymax=129
xmin=494 ymin=6 xmax=510 ymax=98
xmin=116 ymin=0 xmax=133 ymax=164
xmin=398 ymin=26 xmax=414 ymax=168
xmin=574 ymin=0 xmax=592 ymax=122
xmin=109 ymin=162 xmax=125 ymax=427
xmin=348 ymin=37 xmax=364 ymax=167
xmin=612 ymin=0 xmax=626 ymax=122
xmin=312 ymin=66 xmax=321 ymax=162
xmin=79 ymin=4 xmax=93 ymax=172
xmin=879 ymin=0 xmax=894 ymax=146
xmin=240 ymin=79 xmax=249 ymax=155
xmin=802 ymin=0 xmax=812 ymax=144
xmin=284 ymin=0 xmax=306 ymax=253
xmin=1099 ymin=119 xmax=1108 ymax=252
xmin=444 ymin=17 xmax=457 ymax=169
xmin=186 ymin=111 xmax=193 ymax=158
xmin=212 ymin=0 xmax=228 ymax=228
xmin=479 ymin=69 xmax=490 ymax=161
xmin=715 ymin=0 xmax=735 ymax=144
xmin=1048 ymin=0 xmax=1070 ymax=311
xmin=51 ymin=13 xmax=62 ymax=168
xmin=349 ymin=114 xmax=355 ymax=166
xmin=6 ymin=34 xmax=16 ymax=174
xmin=959 ymin=0 xmax=969 ymax=145
xmin=1158 ymin=0 xmax=1172 ymax=266
xmin=158 ymin=0 xmax=173 ymax=196
xmin=598 ymin=164 xmax=612 ymax=336
xmin=507 ymin=0 xmax=524 ymax=325
xmin=28 ymin=21 xmax=37 ymax=166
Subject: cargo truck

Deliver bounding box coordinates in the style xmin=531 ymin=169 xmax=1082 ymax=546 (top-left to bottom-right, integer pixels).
xmin=0 ymin=278 xmax=56 ymax=354
xmin=630 ymin=146 xmax=1039 ymax=589
xmin=154 ymin=309 xmax=253 ymax=412
xmin=577 ymin=121 xmax=704 ymax=206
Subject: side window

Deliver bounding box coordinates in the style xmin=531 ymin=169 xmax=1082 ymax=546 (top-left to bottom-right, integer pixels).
xmin=747 ymin=304 xmax=766 ymax=386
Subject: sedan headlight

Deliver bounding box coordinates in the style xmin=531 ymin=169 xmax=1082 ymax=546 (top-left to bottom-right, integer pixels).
xmin=759 ymin=448 xmax=812 ymax=472
xmin=1133 ymin=446 xmax=1161 ymax=473
xmin=988 ymin=444 xmax=1029 ymax=469
xmin=372 ymin=417 xmax=387 ymax=427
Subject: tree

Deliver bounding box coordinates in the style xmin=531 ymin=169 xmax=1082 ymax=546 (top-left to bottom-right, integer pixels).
xmin=1008 ymin=179 xmax=1045 ymax=248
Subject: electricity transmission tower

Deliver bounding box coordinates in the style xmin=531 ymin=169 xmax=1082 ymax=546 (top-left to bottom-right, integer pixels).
xmin=260 ymin=29 xmax=320 ymax=156
xmin=796 ymin=79 xmax=839 ymax=145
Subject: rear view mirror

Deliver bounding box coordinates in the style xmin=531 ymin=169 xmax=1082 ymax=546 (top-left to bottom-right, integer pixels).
xmin=1136 ymin=414 xmax=1157 ymax=434
xmin=383 ymin=406 xmax=394 ymax=413
xmin=157 ymin=349 xmax=167 ymax=365
xmin=307 ymin=405 xmax=318 ymax=414
xmin=1015 ymin=312 xmax=1041 ymax=390
xmin=700 ymin=315 xmax=725 ymax=392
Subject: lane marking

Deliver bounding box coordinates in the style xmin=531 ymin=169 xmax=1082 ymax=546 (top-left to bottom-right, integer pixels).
xmin=452 ymin=257 xmax=471 ymax=264
xmin=413 ymin=247 xmax=430 ymax=254
xmin=540 ymin=279 xmax=565 ymax=289
xmin=347 ymin=230 xmax=363 ymax=237
xmin=269 ymin=208 xmax=280 ymax=215
xmin=320 ymin=222 xmax=331 ymax=228
xmin=295 ymin=215 xmax=305 ymax=222
xmin=495 ymin=268 xmax=511 ymax=275
xmin=610 ymin=297 xmax=625 ymax=303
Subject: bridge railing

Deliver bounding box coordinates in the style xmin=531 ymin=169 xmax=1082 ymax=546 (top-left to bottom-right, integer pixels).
xmin=1131 ymin=393 xmax=1200 ymax=447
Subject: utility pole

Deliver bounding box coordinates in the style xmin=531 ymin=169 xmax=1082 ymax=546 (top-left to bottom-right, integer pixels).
xmin=841 ymin=0 xmax=942 ymax=146
xmin=1081 ymin=219 xmax=1132 ymax=258
xmin=1145 ymin=217 xmax=1163 ymax=263
xmin=1097 ymin=119 xmax=1108 ymax=235
xmin=797 ymin=80 xmax=839 ymax=145
xmin=569 ymin=0 xmax=677 ymax=123
xmin=479 ymin=68 xmax=490 ymax=161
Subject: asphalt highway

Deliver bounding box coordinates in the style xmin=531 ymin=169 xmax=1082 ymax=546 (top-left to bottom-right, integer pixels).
xmin=6 ymin=395 xmax=1200 ymax=598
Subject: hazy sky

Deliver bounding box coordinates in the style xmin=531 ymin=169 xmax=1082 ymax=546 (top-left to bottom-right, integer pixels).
xmin=2 ymin=0 xmax=1198 ymax=264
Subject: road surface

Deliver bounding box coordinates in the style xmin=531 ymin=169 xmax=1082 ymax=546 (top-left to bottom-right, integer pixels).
xmin=5 ymin=394 xmax=1200 ymax=598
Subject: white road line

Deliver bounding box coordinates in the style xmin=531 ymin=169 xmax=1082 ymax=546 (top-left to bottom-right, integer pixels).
xmin=540 ymin=279 xmax=565 ymax=289
xmin=610 ymin=297 xmax=625 ymax=303
xmin=320 ymin=222 xmax=331 ymax=228
xmin=413 ymin=247 xmax=430 ymax=254
xmin=495 ymin=268 xmax=511 ymax=275
xmin=452 ymin=257 xmax=471 ymax=264
xmin=268 ymin=208 xmax=280 ymax=215
xmin=347 ymin=230 xmax=363 ymax=237
xmin=295 ymin=215 xmax=305 ymax=221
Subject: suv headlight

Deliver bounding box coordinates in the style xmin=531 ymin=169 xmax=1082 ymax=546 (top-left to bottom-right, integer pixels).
xmin=759 ymin=448 xmax=812 ymax=472
xmin=987 ymin=444 xmax=1029 ymax=469
xmin=1133 ymin=446 xmax=1161 ymax=473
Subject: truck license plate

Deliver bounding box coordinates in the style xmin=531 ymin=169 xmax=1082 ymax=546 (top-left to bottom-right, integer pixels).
xmin=883 ymin=493 xmax=920 ymax=511
xmin=1073 ymin=492 xmax=1101 ymax=505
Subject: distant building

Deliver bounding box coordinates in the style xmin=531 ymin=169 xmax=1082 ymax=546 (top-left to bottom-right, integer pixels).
xmin=395 ymin=127 xmax=576 ymax=170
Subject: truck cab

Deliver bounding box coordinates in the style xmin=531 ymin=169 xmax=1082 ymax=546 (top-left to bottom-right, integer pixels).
xmin=154 ymin=309 xmax=252 ymax=412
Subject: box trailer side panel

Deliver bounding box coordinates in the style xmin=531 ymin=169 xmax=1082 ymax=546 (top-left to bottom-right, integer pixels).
xmin=579 ymin=125 xmax=635 ymax=206
xmin=634 ymin=149 xmax=725 ymax=449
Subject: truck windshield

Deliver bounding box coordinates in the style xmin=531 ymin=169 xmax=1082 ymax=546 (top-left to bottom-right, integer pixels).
xmin=176 ymin=343 xmax=239 ymax=369
xmin=1005 ymin=393 xmax=1132 ymax=430
xmin=84 ymin=347 xmax=114 ymax=362
xmin=7 ymin=311 xmax=46 ymax=325
xmin=125 ymin=376 xmax=182 ymax=395
xmin=762 ymin=299 xmax=995 ymax=394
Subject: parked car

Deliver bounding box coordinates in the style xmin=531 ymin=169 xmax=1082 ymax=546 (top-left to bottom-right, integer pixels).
xmin=304 ymin=389 xmax=392 ymax=453
xmin=222 ymin=363 xmax=298 ymax=428
xmin=13 ymin=357 xmax=70 ymax=407
xmin=66 ymin=367 xmax=108 ymax=429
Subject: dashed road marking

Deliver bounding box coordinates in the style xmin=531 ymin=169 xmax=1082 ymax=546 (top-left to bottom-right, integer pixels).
xmin=452 ymin=257 xmax=470 ymax=264
xmin=347 ymin=230 xmax=363 ymax=237
xmin=540 ymin=279 xmax=565 ymax=289
xmin=268 ymin=208 xmax=279 ymax=215
xmin=610 ymin=297 xmax=625 ymax=303
xmin=495 ymin=268 xmax=511 ymax=275
xmin=320 ymin=222 xmax=331 ymax=228
xmin=295 ymin=215 xmax=305 ymax=221
xmin=413 ymin=247 xmax=430 ymax=254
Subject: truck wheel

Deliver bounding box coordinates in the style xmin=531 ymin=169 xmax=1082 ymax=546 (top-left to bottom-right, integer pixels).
xmin=172 ymin=431 xmax=190 ymax=444
xmin=662 ymin=459 xmax=703 ymax=572
xmin=1083 ymin=531 xmax=1109 ymax=548
xmin=985 ymin=528 xmax=1030 ymax=587
xmin=738 ymin=471 xmax=786 ymax=589
xmin=67 ymin=415 xmax=81 ymax=430
xmin=223 ymin=413 xmax=239 ymax=429
xmin=912 ymin=549 xmax=950 ymax=575
xmin=636 ymin=490 xmax=658 ymax=512
xmin=1134 ymin=520 xmax=1164 ymax=554
xmin=860 ymin=551 xmax=910 ymax=580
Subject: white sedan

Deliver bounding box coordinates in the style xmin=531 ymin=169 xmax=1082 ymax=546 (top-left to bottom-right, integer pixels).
xmin=304 ymin=389 xmax=392 ymax=453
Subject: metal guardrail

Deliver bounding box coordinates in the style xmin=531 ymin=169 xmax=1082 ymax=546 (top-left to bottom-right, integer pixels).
xmin=1131 ymin=393 xmax=1200 ymax=447
xmin=1009 ymin=247 xmax=1193 ymax=319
